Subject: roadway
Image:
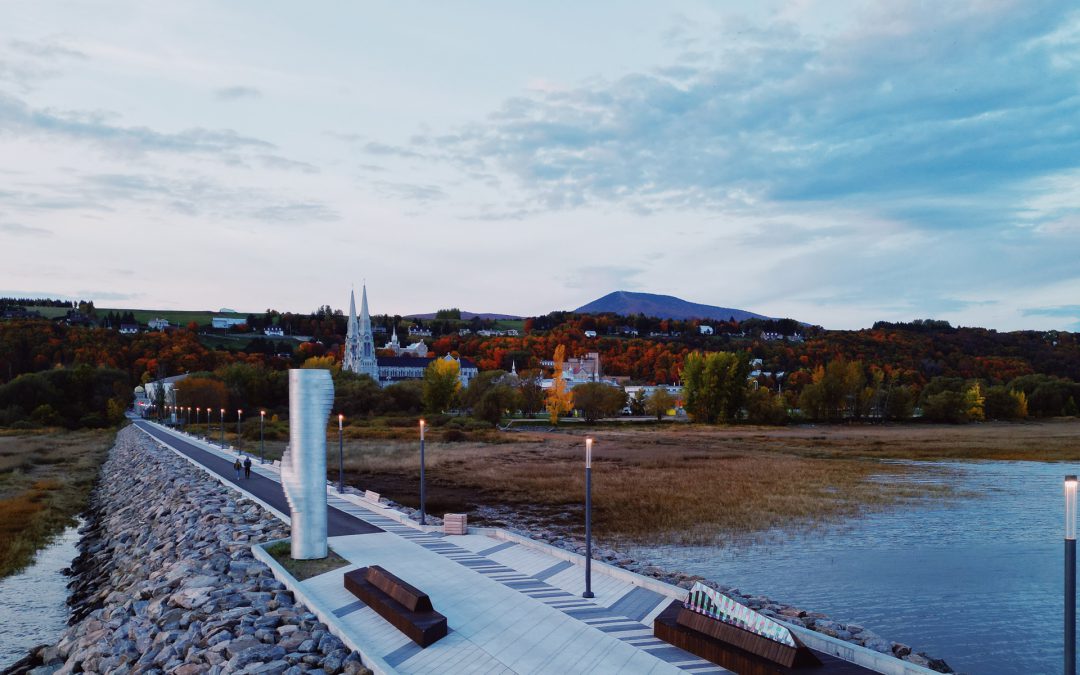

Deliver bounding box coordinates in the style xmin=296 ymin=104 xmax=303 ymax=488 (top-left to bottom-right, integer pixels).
xmin=133 ymin=420 xmax=382 ymax=536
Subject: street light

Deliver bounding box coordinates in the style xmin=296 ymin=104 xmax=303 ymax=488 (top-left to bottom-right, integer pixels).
xmin=236 ymin=409 xmax=243 ymax=456
xmin=337 ymin=414 xmax=344 ymax=492
xmin=196 ymin=407 xmax=201 ymax=436
xmin=419 ymin=419 xmax=427 ymax=525
xmin=583 ymin=436 xmax=594 ymax=599
xmin=1067 ymin=474 xmax=1077 ymax=675
xmin=219 ymin=408 xmax=225 ymax=448
xmin=259 ymin=410 xmax=266 ymax=464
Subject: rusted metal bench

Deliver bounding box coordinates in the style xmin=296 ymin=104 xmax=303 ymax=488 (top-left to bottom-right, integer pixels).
xmin=654 ymin=601 xmax=878 ymax=674
xmin=343 ymin=566 xmax=447 ymax=647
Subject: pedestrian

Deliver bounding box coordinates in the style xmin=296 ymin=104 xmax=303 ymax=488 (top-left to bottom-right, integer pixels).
xmin=243 ymin=456 xmax=252 ymax=479
xmin=233 ymin=457 xmax=242 ymax=480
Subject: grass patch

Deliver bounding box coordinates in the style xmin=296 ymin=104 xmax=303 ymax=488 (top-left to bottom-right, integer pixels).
xmin=328 ymin=420 xmax=1080 ymax=547
xmin=265 ymin=540 xmax=350 ymax=581
xmin=0 ymin=428 xmax=114 ymax=578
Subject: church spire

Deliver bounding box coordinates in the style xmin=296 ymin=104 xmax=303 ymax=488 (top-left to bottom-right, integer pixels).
xmin=343 ymin=285 xmax=378 ymax=381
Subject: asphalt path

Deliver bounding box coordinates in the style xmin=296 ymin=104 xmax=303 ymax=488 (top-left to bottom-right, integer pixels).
xmin=134 ymin=420 xmax=382 ymax=536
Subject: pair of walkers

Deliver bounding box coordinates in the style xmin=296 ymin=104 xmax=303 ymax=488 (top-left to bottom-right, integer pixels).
xmin=234 ymin=456 xmax=252 ymax=480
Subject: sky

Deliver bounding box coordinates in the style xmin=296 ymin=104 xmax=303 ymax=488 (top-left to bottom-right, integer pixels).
xmin=1 ymin=0 xmax=1079 ymax=331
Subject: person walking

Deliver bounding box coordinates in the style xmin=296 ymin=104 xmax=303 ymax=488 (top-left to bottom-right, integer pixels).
xmin=243 ymin=456 xmax=252 ymax=480
xmin=233 ymin=457 xmax=242 ymax=480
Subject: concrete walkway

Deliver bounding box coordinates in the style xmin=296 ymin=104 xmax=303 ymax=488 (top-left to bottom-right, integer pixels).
xmin=135 ymin=421 xmax=726 ymax=674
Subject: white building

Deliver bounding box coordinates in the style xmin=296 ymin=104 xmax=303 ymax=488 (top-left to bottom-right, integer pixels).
xmin=212 ymin=316 xmax=247 ymax=329
xmin=264 ymin=326 xmax=284 ymax=337
xmin=148 ymin=318 xmax=170 ymax=331
xmin=698 ymin=325 xmax=714 ymax=335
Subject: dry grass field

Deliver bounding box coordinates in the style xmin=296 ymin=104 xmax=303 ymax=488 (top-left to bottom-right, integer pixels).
xmin=329 ymin=419 xmax=1080 ymax=545
xmin=0 ymin=428 xmax=114 ymax=577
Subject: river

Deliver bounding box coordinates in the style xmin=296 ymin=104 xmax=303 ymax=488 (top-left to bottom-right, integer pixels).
xmin=0 ymin=523 xmax=81 ymax=669
xmin=627 ymin=460 xmax=1072 ymax=675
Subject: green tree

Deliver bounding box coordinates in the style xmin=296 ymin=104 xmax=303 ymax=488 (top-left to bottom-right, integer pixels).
xmin=334 ymin=370 xmax=387 ymax=417
xmin=744 ymin=387 xmax=788 ymax=425
xmin=645 ymin=388 xmax=675 ymax=420
xmin=517 ymin=369 xmax=545 ymax=415
xmin=922 ymin=390 xmax=968 ymax=423
xmin=883 ymin=384 xmax=916 ymax=420
xmin=681 ymin=351 xmax=751 ymax=424
xmin=572 ymin=383 xmax=626 ymax=422
xmin=423 ymin=358 xmax=460 ymax=413
xmin=463 ymin=371 xmax=521 ymax=425
xmin=984 ymin=385 xmax=1027 ymax=420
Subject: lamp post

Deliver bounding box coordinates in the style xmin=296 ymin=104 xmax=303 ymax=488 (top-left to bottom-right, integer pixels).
xmin=583 ymin=436 xmax=594 ymax=599
xmin=219 ymin=408 xmax=225 ymax=448
xmin=419 ymin=419 xmax=426 ymax=525
xmin=236 ymin=409 xmax=243 ymax=456
xmin=196 ymin=408 xmax=201 ymax=437
xmin=337 ymin=414 xmax=344 ymax=493
xmin=1067 ymin=475 xmax=1077 ymax=675
xmin=259 ymin=410 xmax=266 ymax=464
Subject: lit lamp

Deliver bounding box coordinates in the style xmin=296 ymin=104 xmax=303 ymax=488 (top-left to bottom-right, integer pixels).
xmin=337 ymin=413 xmax=344 ymax=492
xmin=419 ymin=419 xmax=427 ymax=525
xmin=259 ymin=410 xmax=266 ymax=464
xmin=236 ymin=409 xmax=243 ymax=456
xmin=219 ymin=408 xmax=225 ymax=448
xmin=583 ymin=437 xmax=594 ymax=599
xmin=196 ymin=408 xmax=201 ymax=437
xmin=1068 ymin=475 xmax=1077 ymax=675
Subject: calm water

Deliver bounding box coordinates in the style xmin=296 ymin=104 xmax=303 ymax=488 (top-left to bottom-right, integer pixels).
xmin=627 ymin=461 xmax=1072 ymax=675
xmin=0 ymin=523 xmax=80 ymax=669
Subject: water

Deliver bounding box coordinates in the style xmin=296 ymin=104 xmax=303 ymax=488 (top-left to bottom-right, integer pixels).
xmin=0 ymin=522 xmax=81 ymax=669
xmin=626 ymin=461 xmax=1072 ymax=675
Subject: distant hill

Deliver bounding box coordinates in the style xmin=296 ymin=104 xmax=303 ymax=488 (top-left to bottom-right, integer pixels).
xmin=405 ymin=311 xmax=522 ymax=321
xmin=573 ymin=291 xmax=777 ymax=323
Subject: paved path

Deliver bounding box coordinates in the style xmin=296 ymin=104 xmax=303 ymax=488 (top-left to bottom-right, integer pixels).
xmin=136 ymin=421 xmax=726 ymax=674
xmin=134 ymin=421 xmax=382 ymax=536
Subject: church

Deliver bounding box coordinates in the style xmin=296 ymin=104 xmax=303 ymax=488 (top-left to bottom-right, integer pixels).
xmin=343 ymin=286 xmax=478 ymax=388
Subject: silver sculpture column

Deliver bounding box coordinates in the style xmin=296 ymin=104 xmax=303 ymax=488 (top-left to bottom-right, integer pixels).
xmin=282 ymin=369 xmax=334 ymax=559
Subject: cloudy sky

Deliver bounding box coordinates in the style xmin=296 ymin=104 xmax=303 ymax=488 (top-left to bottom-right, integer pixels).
xmin=2 ymin=1 xmax=1079 ymax=330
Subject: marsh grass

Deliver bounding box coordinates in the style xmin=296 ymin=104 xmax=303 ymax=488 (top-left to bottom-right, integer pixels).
xmin=264 ymin=540 xmax=350 ymax=581
xmin=0 ymin=428 xmax=114 ymax=578
xmin=328 ymin=420 xmax=1080 ymax=546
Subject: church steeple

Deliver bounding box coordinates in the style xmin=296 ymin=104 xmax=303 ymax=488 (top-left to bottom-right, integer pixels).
xmin=343 ymin=285 xmax=379 ymax=381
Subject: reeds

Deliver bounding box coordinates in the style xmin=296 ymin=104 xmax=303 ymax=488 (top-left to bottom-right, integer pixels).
xmin=0 ymin=429 xmax=112 ymax=577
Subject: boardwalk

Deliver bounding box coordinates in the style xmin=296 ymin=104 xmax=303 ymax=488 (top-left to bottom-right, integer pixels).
xmin=136 ymin=421 xmax=726 ymax=674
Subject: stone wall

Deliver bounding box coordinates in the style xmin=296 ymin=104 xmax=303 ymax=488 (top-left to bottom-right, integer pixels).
xmin=6 ymin=426 xmax=372 ymax=675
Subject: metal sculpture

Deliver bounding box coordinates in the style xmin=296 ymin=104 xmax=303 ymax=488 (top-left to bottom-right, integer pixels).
xmin=282 ymin=368 xmax=334 ymax=559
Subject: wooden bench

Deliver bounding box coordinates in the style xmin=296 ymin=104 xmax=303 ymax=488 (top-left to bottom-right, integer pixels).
xmin=343 ymin=566 xmax=447 ymax=647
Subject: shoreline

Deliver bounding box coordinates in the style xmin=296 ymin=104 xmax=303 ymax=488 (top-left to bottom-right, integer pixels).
xmin=4 ymin=427 xmax=374 ymax=675
xmin=373 ymin=495 xmax=956 ymax=674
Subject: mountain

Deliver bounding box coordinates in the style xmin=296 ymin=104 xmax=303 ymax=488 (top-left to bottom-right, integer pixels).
xmin=573 ymin=291 xmax=776 ymax=323
xmin=405 ymin=311 xmax=522 ymax=321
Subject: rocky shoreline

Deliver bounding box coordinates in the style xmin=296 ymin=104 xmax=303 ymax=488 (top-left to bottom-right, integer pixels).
xmin=4 ymin=424 xmax=952 ymax=675
xmin=4 ymin=426 xmax=372 ymax=675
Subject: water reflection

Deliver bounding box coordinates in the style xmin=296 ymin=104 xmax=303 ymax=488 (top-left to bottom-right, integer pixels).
xmin=0 ymin=523 xmax=80 ymax=668
xmin=626 ymin=461 xmax=1070 ymax=675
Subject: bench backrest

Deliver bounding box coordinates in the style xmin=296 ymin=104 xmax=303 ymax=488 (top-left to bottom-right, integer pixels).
xmin=364 ymin=490 xmax=381 ymax=503
xmin=365 ymin=565 xmax=433 ymax=612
